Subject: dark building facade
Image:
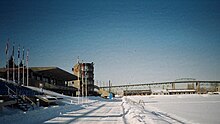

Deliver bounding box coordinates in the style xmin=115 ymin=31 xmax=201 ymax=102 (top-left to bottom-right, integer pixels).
xmin=73 ymin=62 xmax=94 ymax=96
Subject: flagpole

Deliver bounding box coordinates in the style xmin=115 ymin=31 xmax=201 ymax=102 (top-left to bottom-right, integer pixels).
xmin=12 ymin=42 xmax=15 ymax=82
xmin=8 ymin=41 xmax=9 ymax=82
xmin=77 ymin=56 xmax=80 ymax=104
xmin=26 ymin=49 xmax=29 ymax=86
xmin=85 ymin=63 xmax=87 ymax=103
xmin=5 ymin=40 xmax=9 ymax=81
xmin=6 ymin=49 xmax=8 ymax=81
xmin=85 ymin=70 xmax=88 ymax=103
xmin=22 ymin=47 xmax=24 ymax=86
xmin=7 ymin=52 xmax=9 ymax=82
xmin=81 ymin=60 xmax=84 ymax=104
xmin=18 ymin=45 xmax=20 ymax=85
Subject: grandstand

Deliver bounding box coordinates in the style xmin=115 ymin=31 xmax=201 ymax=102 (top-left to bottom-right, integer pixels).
xmin=0 ymin=78 xmax=43 ymax=111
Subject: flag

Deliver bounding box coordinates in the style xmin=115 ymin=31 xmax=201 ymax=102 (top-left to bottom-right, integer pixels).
xmin=18 ymin=45 xmax=20 ymax=59
xmin=5 ymin=41 xmax=9 ymax=55
xmin=12 ymin=42 xmax=14 ymax=57
xmin=26 ymin=49 xmax=29 ymax=63
xmin=22 ymin=47 xmax=25 ymax=61
xmin=81 ymin=63 xmax=84 ymax=77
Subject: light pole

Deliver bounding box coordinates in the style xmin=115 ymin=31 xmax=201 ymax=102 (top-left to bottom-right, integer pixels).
xmin=81 ymin=61 xmax=84 ymax=104
xmin=85 ymin=71 xmax=87 ymax=103
xmin=77 ymin=62 xmax=80 ymax=104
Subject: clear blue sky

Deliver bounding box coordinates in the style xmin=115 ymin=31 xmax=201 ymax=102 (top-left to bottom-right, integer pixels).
xmin=0 ymin=0 xmax=220 ymax=85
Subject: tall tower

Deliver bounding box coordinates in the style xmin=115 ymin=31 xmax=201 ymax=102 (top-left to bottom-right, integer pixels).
xmin=73 ymin=62 xmax=94 ymax=96
xmin=73 ymin=62 xmax=81 ymax=96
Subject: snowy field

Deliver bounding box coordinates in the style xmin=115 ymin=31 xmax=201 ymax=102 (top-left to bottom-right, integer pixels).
xmin=126 ymin=94 xmax=220 ymax=124
xmin=1 ymin=88 xmax=220 ymax=124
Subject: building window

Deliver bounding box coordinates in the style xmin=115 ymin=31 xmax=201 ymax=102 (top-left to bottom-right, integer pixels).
xmin=51 ymin=79 xmax=54 ymax=83
xmin=43 ymin=77 xmax=49 ymax=83
xmin=37 ymin=76 xmax=41 ymax=81
xmin=43 ymin=77 xmax=46 ymax=82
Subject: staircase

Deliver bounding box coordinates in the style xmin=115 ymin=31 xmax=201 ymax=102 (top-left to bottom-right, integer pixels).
xmin=17 ymin=98 xmax=29 ymax=111
xmin=6 ymin=85 xmax=35 ymax=111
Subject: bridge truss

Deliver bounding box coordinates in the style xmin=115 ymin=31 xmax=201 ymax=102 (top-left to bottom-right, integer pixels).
xmin=99 ymin=80 xmax=220 ymax=95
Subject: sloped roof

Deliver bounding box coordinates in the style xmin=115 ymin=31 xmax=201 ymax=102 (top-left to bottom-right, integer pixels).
xmin=30 ymin=67 xmax=77 ymax=81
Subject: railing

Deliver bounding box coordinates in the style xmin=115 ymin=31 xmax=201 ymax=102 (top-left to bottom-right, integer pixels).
xmin=23 ymin=95 xmax=36 ymax=106
xmin=5 ymin=84 xmax=35 ymax=109
xmin=5 ymin=84 xmax=17 ymax=95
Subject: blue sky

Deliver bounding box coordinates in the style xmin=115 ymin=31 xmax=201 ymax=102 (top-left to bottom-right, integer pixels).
xmin=0 ymin=0 xmax=220 ymax=85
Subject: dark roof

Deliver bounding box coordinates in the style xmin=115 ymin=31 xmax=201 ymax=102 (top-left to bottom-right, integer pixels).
xmin=30 ymin=67 xmax=77 ymax=81
xmin=0 ymin=67 xmax=77 ymax=81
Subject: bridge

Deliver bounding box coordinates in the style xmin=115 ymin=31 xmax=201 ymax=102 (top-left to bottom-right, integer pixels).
xmin=99 ymin=80 xmax=220 ymax=95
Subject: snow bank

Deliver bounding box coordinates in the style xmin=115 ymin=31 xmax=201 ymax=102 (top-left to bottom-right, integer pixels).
xmin=122 ymin=97 xmax=155 ymax=124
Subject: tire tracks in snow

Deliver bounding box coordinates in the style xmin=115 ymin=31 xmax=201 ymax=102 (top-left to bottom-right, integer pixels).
xmin=124 ymin=97 xmax=186 ymax=124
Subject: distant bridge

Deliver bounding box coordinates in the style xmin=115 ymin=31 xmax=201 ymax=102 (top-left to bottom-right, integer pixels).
xmin=100 ymin=80 xmax=220 ymax=88
xmin=99 ymin=80 xmax=220 ymax=95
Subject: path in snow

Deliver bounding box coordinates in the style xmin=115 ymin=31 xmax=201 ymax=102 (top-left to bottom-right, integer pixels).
xmin=44 ymin=99 xmax=125 ymax=124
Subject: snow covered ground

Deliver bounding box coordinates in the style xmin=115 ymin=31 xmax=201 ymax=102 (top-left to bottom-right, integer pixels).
xmin=44 ymin=99 xmax=124 ymax=124
xmin=0 ymin=87 xmax=125 ymax=124
xmin=0 ymin=97 xmax=124 ymax=124
xmin=126 ymin=94 xmax=220 ymax=124
xmin=1 ymin=88 xmax=220 ymax=124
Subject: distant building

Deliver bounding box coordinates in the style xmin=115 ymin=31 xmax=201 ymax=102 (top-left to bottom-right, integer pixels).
xmin=124 ymin=90 xmax=152 ymax=96
xmin=167 ymin=89 xmax=196 ymax=95
xmin=72 ymin=62 xmax=94 ymax=96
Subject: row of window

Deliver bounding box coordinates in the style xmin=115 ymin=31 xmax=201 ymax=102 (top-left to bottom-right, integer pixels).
xmin=31 ymin=73 xmax=56 ymax=84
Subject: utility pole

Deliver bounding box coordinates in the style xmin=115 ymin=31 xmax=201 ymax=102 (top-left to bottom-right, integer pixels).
xmin=109 ymin=80 xmax=111 ymax=93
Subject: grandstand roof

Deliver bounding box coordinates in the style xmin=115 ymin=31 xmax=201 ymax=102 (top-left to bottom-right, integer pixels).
xmin=30 ymin=67 xmax=77 ymax=81
xmin=0 ymin=67 xmax=77 ymax=81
